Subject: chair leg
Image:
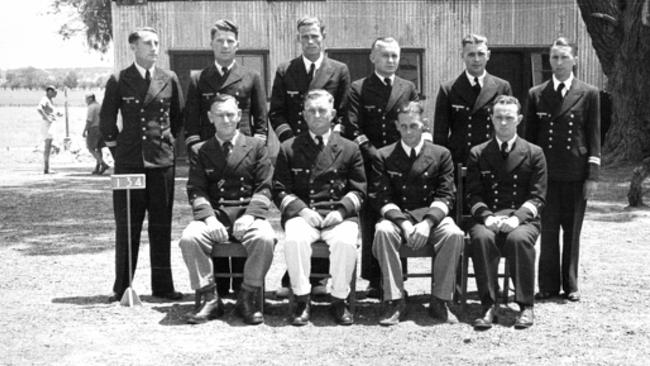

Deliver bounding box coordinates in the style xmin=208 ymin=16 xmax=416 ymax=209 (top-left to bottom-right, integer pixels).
xmin=430 ymin=255 xmax=435 ymax=303
xmin=502 ymin=258 xmax=510 ymax=305
xmin=461 ymin=250 xmax=469 ymax=309
xmin=349 ymin=264 xmax=357 ymax=316
xmin=260 ymin=283 xmax=265 ymax=314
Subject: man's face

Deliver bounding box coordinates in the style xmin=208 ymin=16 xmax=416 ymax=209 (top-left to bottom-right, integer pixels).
xmin=130 ymin=31 xmax=159 ymax=67
xmin=491 ymin=102 xmax=521 ymax=141
xmin=396 ymin=112 xmax=424 ymax=148
xmin=303 ymin=95 xmax=335 ymax=136
xmin=550 ymin=45 xmax=576 ymax=80
xmin=211 ymin=29 xmax=239 ymax=65
xmin=47 ymin=90 xmax=57 ymax=99
xmin=461 ymin=42 xmax=490 ymax=77
xmin=208 ymin=99 xmax=241 ymax=141
xmin=370 ymin=40 xmax=400 ymax=76
xmin=298 ymin=24 xmax=324 ymax=60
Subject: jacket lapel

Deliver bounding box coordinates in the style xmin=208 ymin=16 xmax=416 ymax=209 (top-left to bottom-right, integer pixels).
xmin=503 ymin=138 xmax=527 ymax=174
xmin=483 ymin=139 xmax=505 ymax=175
xmin=554 ymin=80 xmax=585 ymax=119
xmin=539 ymin=80 xmax=561 ymax=117
xmin=314 ymin=133 xmax=343 ymax=173
xmin=121 ymin=65 xmax=144 ymax=97
xmin=143 ymin=67 xmax=170 ymax=107
xmin=385 ymin=77 xmax=406 ymax=113
xmin=226 ymin=134 xmax=251 ymax=173
xmin=407 ymin=143 xmax=434 ymax=181
xmin=204 ymin=138 xmax=227 ymax=176
xmin=472 ymin=73 xmax=498 ymax=114
xmin=203 ymin=64 xmax=222 ymax=93
xmin=453 ymin=72 xmax=477 ymax=107
xmin=220 ymin=63 xmax=244 ymax=90
xmin=309 ymin=57 xmax=335 ymax=89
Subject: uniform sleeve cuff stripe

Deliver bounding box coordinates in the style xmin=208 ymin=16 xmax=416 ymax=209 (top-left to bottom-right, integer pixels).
xmin=354 ymin=135 xmax=369 ymax=146
xmin=344 ymin=192 xmax=361 ymax=211
xmin=588 ymin=157 xmax=601 ymax=165
xmin=522 ymin=201 xmax=538 ymax=218
xmin=380 ymin=203 xmax=401 ymax=217
xmin=280 ymin=195 xmax=297 ymax=211
xmin=471 ymin=202 xmax=488 ymax=216
xmin=251 ymin=194 xmax=271 ymax=207
xmin=185 ymin=135 xmax=200 ymax=145
xmin=192 ymin=197 xmax=211 ymax=209
xmin=105 ymin=140 xmax=117 ymax=147
xmin=276 ymin=124 xmax=291 ymax=135
xmin=430 ymin=201 xmax=449 ymax=215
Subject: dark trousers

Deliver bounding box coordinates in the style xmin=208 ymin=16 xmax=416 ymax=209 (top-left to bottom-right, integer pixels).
xmin=469 ymin=222 xmax=539 ymax=307
xmin=539 ymin=180 xmax=586 ymax=294
xmin=360 ymin=206 xmax=381 ymax=283
xmin=112 ymin=166 xmax=176 ymax=296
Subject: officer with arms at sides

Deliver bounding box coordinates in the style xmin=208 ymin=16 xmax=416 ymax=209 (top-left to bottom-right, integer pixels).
xmin=370 ymin=101 xmax=464 ymax=326
xmin=37 ymin=85 xmax=63 ymax=174
xmin=466 ymin=95 xmax=547 ymax=330
xmin=100 ymin=27 xmax=184 ymax=303
xmin=273 ymin=89 xmax=366 ymax=326
xmin=179 ymin=94 xmax=275 ymax=325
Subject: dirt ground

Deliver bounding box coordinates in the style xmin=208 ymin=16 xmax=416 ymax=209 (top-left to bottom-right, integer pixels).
xmin=1 ymin=148 xmax=649 ymax=366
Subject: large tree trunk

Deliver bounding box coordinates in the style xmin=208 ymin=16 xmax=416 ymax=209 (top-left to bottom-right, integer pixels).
xmin=577 ymin=0 xmax=650 ymax=205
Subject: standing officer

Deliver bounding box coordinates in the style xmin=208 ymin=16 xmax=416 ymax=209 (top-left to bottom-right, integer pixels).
xmin=525 ymin=37 xmax=600 ymax=302
xmin=179 ymin=94 xmax=275 ymax=325
xmin=434 ymin=34 xmax=513 ymax=166
xmin=36 ymin=85 xmax=62 ymax=174
xmin=184 ymin=19 xmax=269 ymax=297
xmin=467 ymin=95 xmax=547 ymax=330
xmin=100 ymin=27 xmax=184 ymax=302
xmin=342 ymin=37 xmax=421 ymax=297
xmin=273 ymin=90 xmax=366 ymax=326
xmin=269 ymin=16 xmax=351 ymax=295
xmin=370 ymin=101 xmax=463 ymax=326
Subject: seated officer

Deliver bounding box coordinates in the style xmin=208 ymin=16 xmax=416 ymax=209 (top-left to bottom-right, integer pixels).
xmin=273 ymin=89 xmax=366 ymax=326
xmin=466 ymin=95 xmax=547 ymax=330
xmin=179 ymin=94 xmax=275 ymax=325
xmin=370 ymin=101 xmax=464 ymax=326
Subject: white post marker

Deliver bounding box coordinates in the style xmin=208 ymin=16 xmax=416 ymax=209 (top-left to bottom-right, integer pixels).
xmin=111 ymin=174 xmax=146 ymax=307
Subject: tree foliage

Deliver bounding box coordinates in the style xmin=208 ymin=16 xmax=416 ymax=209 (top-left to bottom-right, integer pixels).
xmin=51 ymin=0 xmax=112 ymax=54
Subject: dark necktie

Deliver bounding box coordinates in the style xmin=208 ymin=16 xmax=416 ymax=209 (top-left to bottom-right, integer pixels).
xmin=384 ymin=77 xmax=392 ymax=88
xmin=557 ymin=82 xmax=565 ymax=100
xmin=316 ymin=135 xmax=324 ymax=150
xmin=500 ymin=141 xmax=509 ymax=159
xmin=145 ymin=69 xmax=151 ymax=86
xmin=409 ymin=148 xmax=417 ymax=161
xmin=307 ymin=63 xmax=315 ymax=84
xmin=473 ymin=76 xmax=481 ymax=96
xmin=222 ymin=141 xmax=232 ymax=157
xmin=221 ymin=66 xmax=229 ymax=79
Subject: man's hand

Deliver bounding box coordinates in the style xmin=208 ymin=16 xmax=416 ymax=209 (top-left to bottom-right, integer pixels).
xmin=484 ymin=215 xmax=501 ymax=232
xmin=499 ymin=216 xmax=520 ymax=233
xmin=408 ymin=220 xmax=431 ymax=250
xmin=321 ymin=210 xmax=343 ymax=228
xmin=299 ymin=208 xmax=323 ymax=228
xmin=190 ymin=143 xmax=201 ymax=155
xmin=583 ymin=179 xmax=598 ymax=200
xmin=400 ymin=220 xmax=415 ymax=240
xmin=205 ymin=216 xmax=228 ymax=243
xmin=233 ymin=214 xmax=255 ymax=241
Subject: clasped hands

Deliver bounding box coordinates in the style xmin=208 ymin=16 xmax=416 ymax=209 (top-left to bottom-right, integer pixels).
xmin=400 ymin=220 xmax=432 ymax=251
xmin=484 ymin=215 xmax=520 ymax=233
xmin=299 ymin=208 xmax=343 ymax=229
xmin=205 ymin=214 xmax=256 ymax=243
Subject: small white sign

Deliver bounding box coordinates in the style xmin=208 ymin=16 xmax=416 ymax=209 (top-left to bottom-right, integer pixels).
xmin=111 ymin=174 xmax=146 ymax=190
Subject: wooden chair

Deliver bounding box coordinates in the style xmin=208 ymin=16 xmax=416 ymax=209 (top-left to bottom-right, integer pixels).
xmin=455 ymin=163 xmax=511 ymax=307
xmin=398 ymin=245 xmax=436 ymax=298
xmin=210 ymin=242 xmax=266 ymax=312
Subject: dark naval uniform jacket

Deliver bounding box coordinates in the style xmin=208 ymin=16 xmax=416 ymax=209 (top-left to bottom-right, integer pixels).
xmin=184 ymin=63 xmax=268 ymax=148
xmin=433 ymin=72 xmax=512 ymax=165
xmin=269 ymin=56 xmax=350 ymax=142
xmin=272 ymin=133 xmax=366 ymax=224
xmin=187 ymin=134 xmax=273 ymax=227
xmin=525 ymin=78 xmax=601 ymax=182
xmin=466 ymin=137 xmax=547 ymax=225
xmin=342 ymin=74 xmax=419 ymax=157
xmin=369 ymin=140 xmax=455 ymax=228
xmin=100 ymin=64 xmax=184 ymax=169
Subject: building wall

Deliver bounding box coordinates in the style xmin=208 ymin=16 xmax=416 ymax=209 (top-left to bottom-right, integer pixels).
xmin=112 ymin=0 xmax=605 ymax=113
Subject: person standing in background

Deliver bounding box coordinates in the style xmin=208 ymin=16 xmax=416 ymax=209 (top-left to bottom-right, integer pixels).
xmin=83 ymin=93 xmax=109 ymax=175
xmin=37 ymin=85 xmax=62 ymax=174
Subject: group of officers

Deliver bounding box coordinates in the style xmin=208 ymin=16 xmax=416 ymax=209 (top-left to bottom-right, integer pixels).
xmin=99 ymin=17 xmax=601 ymax=331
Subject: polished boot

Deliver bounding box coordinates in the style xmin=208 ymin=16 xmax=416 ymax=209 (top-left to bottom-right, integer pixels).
xmin=186 ymin=287 xmax=224 ymax=324
xmin=473 ymin=305 xmax=498 ymax=330
xmin=330 ymin=298 xmax=353 ymax=326
xmin=429 ymin=297 xmax=458 ymax=324
xmin=291 ymin=295 xmax=311 ymax=326
xmin=236 ymin=287 xmax=264 ymax=325
xmin=378 ymin=297 xmax=407 ymax=326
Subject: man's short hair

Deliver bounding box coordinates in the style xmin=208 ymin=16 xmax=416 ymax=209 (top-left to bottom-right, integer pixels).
xmin=208 ymin=93 xmax=239 ymax=110
xmin=461 ymin=33 xmax=488 ymax=48
xmin=371 ymin=37 xmax=399 ymax=51
xmin=45 ymin=85 xmax=57 ymax=92
xmin=303 ymin=89 xmax=334 ymax=106
xmin=550 ymin=36 xmax=577 ymax=55
xmin=492 ymin=95 xmax=521 ymax=113
xmin=211 ymin=19 xmax=239 ymax=40
xmin=397 ymin=101 xmax=424 ymax=117
xmin=128 ymin=27 xmax=158 ymax=44
xmin=297 ymin=16 xmax=325 ymax=33
xmin=85 ymin=93 xmax=96 ymax=101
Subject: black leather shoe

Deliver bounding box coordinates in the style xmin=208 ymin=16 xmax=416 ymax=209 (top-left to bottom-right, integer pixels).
xmin=566 ymin=291 xmax=581 ymax=302
xmin=152 ymin=291 xmax=183 ymax=301
xmin=186 ymin=298 xmax=224 ymax=324
xmin=429 ymin=297 xmax=458 ymax=324
xmin=365 ymin=281 xmax=382 ymax=299
xmin=97 ymin=162 xmax=110 ymax=175
xmin=291 ymin=296 xmax=311 ymax=326
xmin=473 ymin=305 xmax=498 ymax=330
xmin=514 ymin=306 xmax=534 ymax=329
xmin=236 ymin=288 xmax=264 ymax=325
xmin=330 ymin=299 xmax=353 ymax=326
xmin=378 ymin=298 xmax=407 ymax=326
xmin=535 ymin=291 xmax=559 ymax=300
xmin=107 ymin=293 xmax=121 ymax=303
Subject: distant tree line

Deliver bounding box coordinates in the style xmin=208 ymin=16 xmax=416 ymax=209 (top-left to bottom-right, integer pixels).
xmin=1 ymin=67 xmax=109 ymax=90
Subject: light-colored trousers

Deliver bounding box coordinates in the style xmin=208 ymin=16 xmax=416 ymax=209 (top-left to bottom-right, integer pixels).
xmin=284 ymin=217 xmax=358 ymax=299
xmin=179 ymin=218 xmax=275 ymax=290
xmin=372 ymin=217 xmax=464 ymax=301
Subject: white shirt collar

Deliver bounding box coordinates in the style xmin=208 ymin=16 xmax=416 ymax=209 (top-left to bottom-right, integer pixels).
xmin=495 ymin=134 xmax=518 ymax=153
xmin=302 ymin=54 xmax=324 ymax=73
xmin=215 ymin=60 xmax=236 ymax=76
xmin=309 ymin=129 xmax=331 ymax=146
xmin=465 ymin=70 xmax=487 ymax=87
xmin=553 ymin=73 xmax=574 ymax=95
xmin=134 ymin=62 xmax=155 ymax=80
xmin=215 ymin=130 xmax=240 ymax=147
xmin=375 ymin=71 xmax=395 ymax=86
xmin=400 ymin=138 xmax=425 ymax=158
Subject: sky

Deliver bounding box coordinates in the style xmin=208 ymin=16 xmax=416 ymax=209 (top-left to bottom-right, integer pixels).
xmin=0 ymin=0 xmax=113 ymax=69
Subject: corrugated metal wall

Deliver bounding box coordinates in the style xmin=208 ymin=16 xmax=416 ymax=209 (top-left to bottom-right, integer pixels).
xmin=112 ymin=0 xmax=605 ymax=113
